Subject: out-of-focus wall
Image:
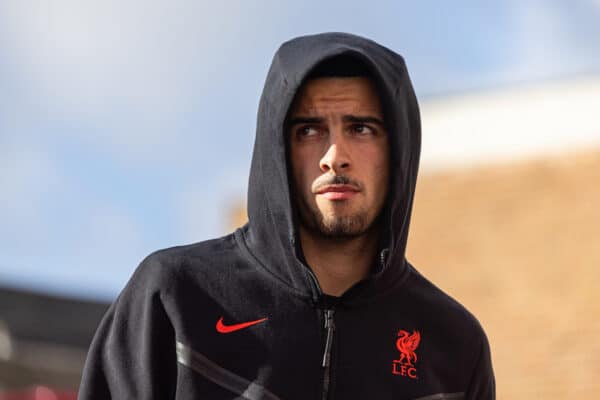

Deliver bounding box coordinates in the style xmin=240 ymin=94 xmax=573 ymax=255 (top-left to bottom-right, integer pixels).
xmin=408 ymin=75 xmax=600 ymax=399
xmin=408 ymin=149 xmax=600 ymax=398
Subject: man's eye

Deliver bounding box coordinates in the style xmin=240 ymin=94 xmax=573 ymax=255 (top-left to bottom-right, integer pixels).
xmin=297 ymin=126 xmax=319 ymax=137
xmin=351 ymin=124 xmax=374 ymax=135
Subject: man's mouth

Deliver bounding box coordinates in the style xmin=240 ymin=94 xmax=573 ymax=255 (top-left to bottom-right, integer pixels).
xmin=316 ymin=184 xmax=360 ymax=200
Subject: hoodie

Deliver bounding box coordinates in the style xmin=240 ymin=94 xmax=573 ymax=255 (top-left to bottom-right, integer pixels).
xmin=79 ymin=32 xmax=495 ymax=400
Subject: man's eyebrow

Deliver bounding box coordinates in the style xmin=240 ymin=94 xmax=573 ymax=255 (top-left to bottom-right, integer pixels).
xmin=342 ymin=115 xmax=385 ymax=126
xmin=287 ymin=116 xmax=324 ymax=125
xmin=287 ymin=115 xmax=385 ymax=126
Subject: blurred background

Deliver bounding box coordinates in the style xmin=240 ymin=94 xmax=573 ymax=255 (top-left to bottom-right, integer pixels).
xmin=1 ymin=0 xmax=599 ymax=398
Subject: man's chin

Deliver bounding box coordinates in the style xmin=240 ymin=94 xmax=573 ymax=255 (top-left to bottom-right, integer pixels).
xmin=315 ymin=215 xmax=369 ymax=238
xmin=298 ymin=201 xmax=373 ymax=238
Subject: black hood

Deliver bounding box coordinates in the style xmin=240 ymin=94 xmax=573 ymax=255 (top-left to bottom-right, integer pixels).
xmin=242 ymin=32 xmax=421 ymax=301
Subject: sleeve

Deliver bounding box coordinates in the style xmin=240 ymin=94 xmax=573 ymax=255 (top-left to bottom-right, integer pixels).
xmin=78 ymin=256 xmax=179 ymax=399
xmin=465 ymin=330 xmax=496 ymax=400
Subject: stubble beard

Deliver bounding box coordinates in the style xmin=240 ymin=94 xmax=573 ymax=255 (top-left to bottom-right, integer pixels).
xmin=297 ymin=196 xmax=371 ymax=239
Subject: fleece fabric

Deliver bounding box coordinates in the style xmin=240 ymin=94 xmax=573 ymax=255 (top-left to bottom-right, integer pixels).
xmin=79 ymin=32 xmax=495 ymax=400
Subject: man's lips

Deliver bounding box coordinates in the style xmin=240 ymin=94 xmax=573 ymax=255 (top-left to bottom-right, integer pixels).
xmin=315 ymin=184 xmax=360 ymax=200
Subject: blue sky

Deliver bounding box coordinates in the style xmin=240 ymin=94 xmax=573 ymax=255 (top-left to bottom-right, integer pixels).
xmin=1 ymin=0 xmax=600 ymax=300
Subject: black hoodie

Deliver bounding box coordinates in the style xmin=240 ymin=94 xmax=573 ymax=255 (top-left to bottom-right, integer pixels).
xmin=79 ymin=32 xmax=495 ymax=400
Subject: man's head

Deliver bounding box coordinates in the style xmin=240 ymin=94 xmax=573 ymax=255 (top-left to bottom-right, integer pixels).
xmin=287 ymin=56 xmax=390 ymax=238
xmin=247 ymin=33 xmax=420 ymax=288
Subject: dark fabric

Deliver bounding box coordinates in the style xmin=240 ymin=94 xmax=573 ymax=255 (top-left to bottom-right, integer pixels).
xmin=79 ymin=32 xmax=495 ymax=400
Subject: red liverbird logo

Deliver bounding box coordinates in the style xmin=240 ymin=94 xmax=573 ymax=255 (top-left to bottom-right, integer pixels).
xmin=392 ymin=329 xmax=421 ymax=379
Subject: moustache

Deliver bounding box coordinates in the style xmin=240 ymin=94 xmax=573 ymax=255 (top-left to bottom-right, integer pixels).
xmin=311 ymin=174 xmax=361 ymax=193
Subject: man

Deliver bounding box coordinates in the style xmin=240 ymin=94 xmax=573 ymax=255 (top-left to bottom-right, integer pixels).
xmin=79 ymin=33 xmax=495 ymax=399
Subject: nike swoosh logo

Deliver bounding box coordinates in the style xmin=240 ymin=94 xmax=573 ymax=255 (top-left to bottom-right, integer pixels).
xmin=216 ymin=316 xmax=268 ymax=333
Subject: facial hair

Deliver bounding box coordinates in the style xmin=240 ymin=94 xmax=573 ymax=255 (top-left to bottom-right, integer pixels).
xmin=296 ymin=174 xmax=373 ymax=238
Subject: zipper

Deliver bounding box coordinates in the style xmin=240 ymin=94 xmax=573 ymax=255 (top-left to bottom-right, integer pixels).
xmin=380 ymin=248 xmax=389 ymax=269
xmin=306 ymin=247 xmax=389 ymax=399
xmin=321 ymin=308 xmax=336 ymax=400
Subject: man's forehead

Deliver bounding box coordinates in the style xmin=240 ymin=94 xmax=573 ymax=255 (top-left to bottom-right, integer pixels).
xmin=289 ymin=77 xmax=383 ymax=116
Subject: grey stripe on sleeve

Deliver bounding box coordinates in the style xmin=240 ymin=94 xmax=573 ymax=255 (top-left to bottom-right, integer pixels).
xmin=413 ymin=393 xmax=465 ymax=400
xmin=176 ymin=341 xmax=280 ymax=400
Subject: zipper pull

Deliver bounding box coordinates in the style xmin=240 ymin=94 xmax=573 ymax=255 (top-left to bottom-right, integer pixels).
xmin=322 ymin=309 xmax=335 ymax=367
xmin=380 ymin=248 xmax=389 ymax=269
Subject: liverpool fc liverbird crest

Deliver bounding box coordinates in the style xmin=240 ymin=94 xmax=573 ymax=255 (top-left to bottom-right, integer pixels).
xmin=392 ymin=329 xmax=421 ymax=379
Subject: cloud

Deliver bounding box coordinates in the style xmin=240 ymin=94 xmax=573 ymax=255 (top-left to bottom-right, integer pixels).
xmin=70 ymin=205 xmax=146 ymax=288
xmin=0 ymin=140 xmax=149 ymax=296
xmin=0 ymin=132 xmax=148 ymax=297
xmin=0 ymin=138 xmax=62 ymax=238
xmin=0 ymin=0 xmax=256 ymax=162
xmin=0 ymin=202 xmax=147 ymax=299
xmin=498 ymin=0 xmax=600 ymax=81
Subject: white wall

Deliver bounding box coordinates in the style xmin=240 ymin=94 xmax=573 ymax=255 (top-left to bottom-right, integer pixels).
xmin=420 ymin=75 xmax=600 ymax=171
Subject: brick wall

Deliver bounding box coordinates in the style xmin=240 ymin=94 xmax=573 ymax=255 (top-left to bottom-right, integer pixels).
xmin=407 ymin=149 xmax=600 ymax=399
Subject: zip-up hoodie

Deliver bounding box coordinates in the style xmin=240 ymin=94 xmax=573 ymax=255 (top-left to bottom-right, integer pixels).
xmin=79 ymin=32 xmax=495 ymax=400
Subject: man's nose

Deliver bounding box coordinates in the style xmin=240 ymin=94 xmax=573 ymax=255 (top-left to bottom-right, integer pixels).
xmin=319 ymin=132 xmax=350 ymax=173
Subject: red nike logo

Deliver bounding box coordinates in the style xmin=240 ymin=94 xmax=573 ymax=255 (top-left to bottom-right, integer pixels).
xmin=216 ymin=316 xmax=268 ymax=333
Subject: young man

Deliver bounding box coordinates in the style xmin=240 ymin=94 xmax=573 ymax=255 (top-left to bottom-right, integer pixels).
xmin=79 ymin=33 xmax=495 ymax=399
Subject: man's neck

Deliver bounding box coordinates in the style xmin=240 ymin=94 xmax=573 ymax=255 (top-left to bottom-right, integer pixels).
xmin=299 ymin=225 xmax=380 ymax=296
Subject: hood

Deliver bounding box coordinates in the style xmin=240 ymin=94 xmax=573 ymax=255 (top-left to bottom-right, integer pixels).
xmin=242 ymin=32 xmax=421 ymax=301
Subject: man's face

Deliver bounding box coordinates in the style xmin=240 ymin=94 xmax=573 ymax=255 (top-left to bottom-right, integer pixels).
xmin=288 ymin=77 xmax=390 ymax=238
